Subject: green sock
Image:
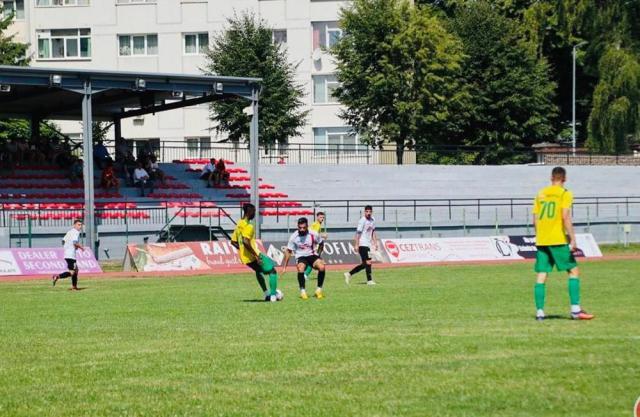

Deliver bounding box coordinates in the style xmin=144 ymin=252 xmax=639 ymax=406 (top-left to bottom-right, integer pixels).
xmin=568 ymin=278 xmax=580 ymax=306
xmin=304 ymin=265 xmax=313 ymax=277
xmin=269 ymin=272 xmax=278 ymax=296
xmin=534 ymin=283 xmax=546 ymax=310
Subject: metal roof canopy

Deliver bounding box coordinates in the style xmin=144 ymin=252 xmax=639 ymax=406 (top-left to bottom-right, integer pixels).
xmin=0 ymin=65 xmax=263 ymax=253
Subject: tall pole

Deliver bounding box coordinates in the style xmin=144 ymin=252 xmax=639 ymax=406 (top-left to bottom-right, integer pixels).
xmin=249 ymin=89 xmax=260 ymax=238
xmin=81 ymin=80 xmax=96 ymax=253
xmin=572 ymin=45 xmax=577 ymax=156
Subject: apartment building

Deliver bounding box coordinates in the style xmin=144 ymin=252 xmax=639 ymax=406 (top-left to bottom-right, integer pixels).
xmin=2 ymin=0 xmax=357 ymax=154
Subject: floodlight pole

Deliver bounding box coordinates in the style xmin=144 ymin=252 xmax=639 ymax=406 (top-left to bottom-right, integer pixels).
xmin=249 ymin=88 xmax=260 ymax=238
xmin=81 ymin=80 xmax=97 ymax=254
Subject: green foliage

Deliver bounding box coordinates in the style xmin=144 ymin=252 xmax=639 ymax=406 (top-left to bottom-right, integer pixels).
xmin=0 ymin=5 xmax=28 ymax=66
xmin=0 ymin=119 xmax=61 ymax=142
xmin=204 ymin=12 xmax=308 ymax=146
xmin=587 ymin=47 xmax=640 ymax=153
xmin=448 ymin=1 xmax=557 ymax=164
xmin=333 ymin=0 xmax=469 ymax=164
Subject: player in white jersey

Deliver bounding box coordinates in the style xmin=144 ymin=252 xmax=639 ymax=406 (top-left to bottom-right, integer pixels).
xmin=282 ymin=217 xmax=326 ymax=300
xmin=52 ymin=219 xmax=84 ymax=290
xmin=344 ymin=205 xmax=377 ymax=285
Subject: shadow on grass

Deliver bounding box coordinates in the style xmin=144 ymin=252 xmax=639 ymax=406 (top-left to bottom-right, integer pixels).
xmin=242 ymin=299 xmax=267 ymax=303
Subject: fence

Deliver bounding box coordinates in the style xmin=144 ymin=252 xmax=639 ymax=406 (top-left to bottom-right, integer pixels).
xmin=536 ymin=150 xmax=640 ymax=166
xmin=104 ymin=142 xmax=545 ymax=165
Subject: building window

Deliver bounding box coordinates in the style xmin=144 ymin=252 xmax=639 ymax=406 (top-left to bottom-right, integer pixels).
xmin=37 ymin=29 xmax=91 ymax=60
xmin=272 ymin=29 xmax=287 ymax=45
xmin=312 ymin=21 xmax=342 ymax=50
xmin=118 ymin=34 xmax=158 ymax=56
xmin=185 ymin=137 xmax=211 ymax=157
xmin=313 ymin=127 xmax=365 ymax=155
xmin=36 ymin=0 xmax=90 ymax=6
xmin=184 ymin=33 xmax=209 ymax=55
xmin=2 ymin=0 xmax=24 ymax=19
xmin=313 ymin=74 xmax=339 ymax=104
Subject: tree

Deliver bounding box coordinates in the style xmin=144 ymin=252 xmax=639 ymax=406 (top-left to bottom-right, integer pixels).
xmin=448 ymin=1 xmax=558 ymax=163
xmin=333 ymin=0 xmax=469 ymax=164
xmin=0 ymin=5 xmax=28 ymax=66
xmin=204 ymin=12 xmax=308 ymax=148
xmin=587 ymin=47 xmax=640 ymax=153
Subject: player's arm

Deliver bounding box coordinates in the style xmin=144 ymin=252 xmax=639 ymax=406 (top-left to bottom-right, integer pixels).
xmin=73 ymin=240 xmax=84 ymax=251
xmin=354 ymin=232 xmax=361 ymax=249
xmin=242 ymin=237 xmax=261 ymax=264
xmin=562 ymin=209 xmax=577 ymax=252
xmin=317 ymin=241 xmax=325 ymax=256
xmin=371 ymin=229 xmax=378 ymax=250
xmin=282 ymin=249 xmax=294 ymax=273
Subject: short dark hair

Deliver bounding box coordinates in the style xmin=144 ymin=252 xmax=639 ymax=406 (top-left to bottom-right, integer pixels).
xmin=73 ymin=219 xmax=83 ymax=225
xmin=364 ymin=205 xmax=373 ymax=211
xmin=316 ymin=211 xmax=325 ymax=217
xmin=242 ymin=203 xmax=255 ymax=214
xmin=297 ymin=217 xmax=308 ymax=225
xmin=551 ymin=166 xmax=566 ymax=180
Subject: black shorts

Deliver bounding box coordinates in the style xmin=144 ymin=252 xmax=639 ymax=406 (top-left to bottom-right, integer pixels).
xmin=297 ymin=255 xmax=320 ymax=268
xmin=65 ymin=258 xmax=77 ymax=271
xmin=358 ymin=246 xmax=371 ymax=263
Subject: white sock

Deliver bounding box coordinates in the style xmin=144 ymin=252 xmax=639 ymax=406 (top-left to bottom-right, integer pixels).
xmin=300 ymin=288 xmax=306 ymax=293
xmin=536 ymin=309 xmax=545 ymax=317
xmin=571 ymin=305 xmax=582 ymax=313
xmin=316 ymin=287 xmax=322 ymax=292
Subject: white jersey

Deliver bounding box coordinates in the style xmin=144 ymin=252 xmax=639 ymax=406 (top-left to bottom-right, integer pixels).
xmin=63 ymin=228 xmax=81 ymax=260
xmin=287 ymin=230 xmax=323 ymax=259
xmin=356 ymin=216 xmax=376 ymax=248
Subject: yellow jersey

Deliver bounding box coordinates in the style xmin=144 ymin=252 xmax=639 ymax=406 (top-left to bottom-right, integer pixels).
xmin=232 ymin=218 xmax=259 ymax=264
xmin=310 ymin=221 xmax=322 ymax=233
xmin=533 ymin=185 xmax=573 ymax=246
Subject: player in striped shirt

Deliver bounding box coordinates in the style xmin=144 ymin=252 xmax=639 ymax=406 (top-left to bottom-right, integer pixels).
xmin=304 ymin=212 xmax=327 ymax=280
xmin=282 ymin=217 xmax=326 ymax=300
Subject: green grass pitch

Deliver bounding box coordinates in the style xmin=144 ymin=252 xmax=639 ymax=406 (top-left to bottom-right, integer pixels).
xmin=0 ymin=259 xmax=638 ymax=417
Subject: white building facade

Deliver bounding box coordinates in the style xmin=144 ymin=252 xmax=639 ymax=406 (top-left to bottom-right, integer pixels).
xmin=3 ymin=0 xmax=357 ymax=153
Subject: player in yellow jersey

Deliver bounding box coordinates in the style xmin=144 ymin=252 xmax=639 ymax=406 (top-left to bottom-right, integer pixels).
xmin=304 ymin=212 xmax=327 ymax=280
xmin=231 ymin=203 xmax=281 ymax=302
xmin=532 ymin=167 xmax=594 ymax=321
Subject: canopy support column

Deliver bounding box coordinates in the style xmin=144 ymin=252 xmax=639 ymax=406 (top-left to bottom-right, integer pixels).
xmin=81 ymin=80 xmax=97 ymax=254
xmin=249 ymin=89 xmax=260 ymax=238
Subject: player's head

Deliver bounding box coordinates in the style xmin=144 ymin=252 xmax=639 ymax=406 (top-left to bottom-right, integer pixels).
xmin=316 ymin=212 xmax=325 ymax=224
xmin=364 ymin=205 xmax=373 ymax=219
xmin=551 ymin=166 xmax=566 ymax=184
xmin=72 ymin=219 xmax=83 ymax=231
xmin=242 ymin=203 xmax=256 ymax=220
xmin=297 ymin=217 xmax=309 ymax=235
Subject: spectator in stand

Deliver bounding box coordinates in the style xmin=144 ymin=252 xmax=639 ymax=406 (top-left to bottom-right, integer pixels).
xmin=212 ymin=158 xmax=230 ymax=186
xmin=69 ymin=158 xmax=84 ymax=183
xmin=200 ymin=157 xmax=216 ymax=184
xmin=100 ymin=158 xmax=119 ymax=192
xmin=6 ymin=139 xmax=17 ymax=168
xmin=93 ymin=140 xmax=111 ymax=169
xmin=16 ymin=140 xmax=28 ymax=165
xmin=115 ymin=138 xmax=129 ymax=163
xmin=133 ymin=161 xmax=153 ymax=197
xmin=146 ymin=154 xmax=165 ymax=185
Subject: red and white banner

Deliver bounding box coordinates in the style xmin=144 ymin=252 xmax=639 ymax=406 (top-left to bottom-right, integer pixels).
xmin=123 ymin=241 xmax=265 ymax=272
xmin=381 ymin=234 xmax=602 ymax=264
xmin=0 ymin=248 xmax=102 ymax=276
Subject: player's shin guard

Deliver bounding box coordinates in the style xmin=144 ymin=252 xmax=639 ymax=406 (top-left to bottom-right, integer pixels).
xmin=349 ymin=264 xmax=365 ymax=275
xmin=71 ymin=272 xmax=78 ymax=288
xmin=297 ymin=272 xmax=306 ymax=290
xmin=269 ymin=272 xmax=278 ymax=296
xmin=255 ymin=273 xmax=267 ymax=292
xmin=534 ymin=283 xmax=546 ymax=310
xmin=317 ymin=270 xmax=325 ymax=289
xmin=568 ymin=277 xmax=580 ymax=306
xmin=59 ymin=271 xmax=71 ymax=279
xmin=365 ymin=265 xmax=372 ymax=282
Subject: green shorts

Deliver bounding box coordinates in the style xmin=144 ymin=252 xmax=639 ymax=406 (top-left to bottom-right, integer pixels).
xmin=258 ymin=254 xmax=275 ymax=273
xmin=535 ymin=245 xmax=578 ymax=273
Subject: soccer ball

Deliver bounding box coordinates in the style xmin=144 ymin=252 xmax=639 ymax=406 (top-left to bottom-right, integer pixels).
xmin=275 ymin=289 xmax=284 ymax=301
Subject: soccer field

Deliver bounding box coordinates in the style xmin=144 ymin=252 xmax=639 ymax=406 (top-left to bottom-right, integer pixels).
xmin=0 ymin=260 xmax=638 ymax=417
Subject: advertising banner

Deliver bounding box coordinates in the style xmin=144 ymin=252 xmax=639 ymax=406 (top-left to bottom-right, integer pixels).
xmin=381 ymin=234 xmax=602 ymax=264
xmin=264 ymin=240 xmax=388 ymax=266
xmin=123 ymin=240 xmax=266 ymax=272
xmin=0 ymin=248 xmax=102 ymax=276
